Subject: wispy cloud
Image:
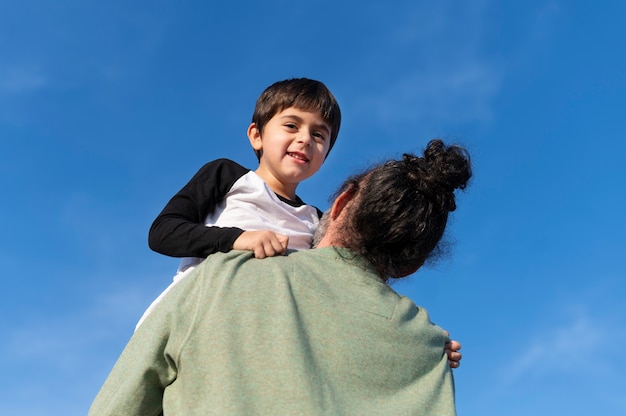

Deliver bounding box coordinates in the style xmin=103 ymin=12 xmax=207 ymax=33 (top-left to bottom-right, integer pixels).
xmin=0 ymin=278 xmax=156 ymax=416
xmin=1 ymin=281 xmax=150 ymax=371
xmin=0 ymin=2 xmax=170 ymax=98
xmin=344 ymin=1 xmax=564 ymax=130
xmin=499 ymin=292 xmax=626 ymax=385
xmin=0 ymin=66 xmax=47 ymax=95
xmin=503 ymin=313 xmax=613 ymax=383
xmin=367 ymin=64 xmax=501 ymax=126
xmin=461 ymin=284 xmax=626 ymax=415
xmin=346 ymin=1 xmax=502 ymax=127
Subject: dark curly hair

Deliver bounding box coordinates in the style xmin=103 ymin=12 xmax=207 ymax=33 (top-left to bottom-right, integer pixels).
xmin=316 ymin=139 xmax=472 ymax=281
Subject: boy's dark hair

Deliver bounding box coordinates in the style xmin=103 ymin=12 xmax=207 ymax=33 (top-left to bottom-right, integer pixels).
xmin=329 ymin=139 xmax=472 ymax=280
xmin=252 ymin=78 xmax=341 ymax=160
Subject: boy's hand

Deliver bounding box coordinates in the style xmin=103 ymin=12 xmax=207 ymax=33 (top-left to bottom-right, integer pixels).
xmin=233 ymin=231 xmax=289 ymax=258
xmin=445 ymin=339 xmax=462 ymax=368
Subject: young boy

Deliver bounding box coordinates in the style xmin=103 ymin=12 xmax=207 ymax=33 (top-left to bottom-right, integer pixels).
xmin=136 ymin=78 xmax=341 ymax=327
xmin=150 ymin=77 xmax=341 ymax=273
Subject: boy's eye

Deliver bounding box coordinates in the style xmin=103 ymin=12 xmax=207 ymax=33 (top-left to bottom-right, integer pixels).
xmin=313 ymin=132 xmax=327 ymax=141
xmin=285 ymin=123 xmax=297 ymax=129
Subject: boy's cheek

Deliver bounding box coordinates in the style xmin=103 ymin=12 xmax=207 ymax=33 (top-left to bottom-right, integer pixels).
xmin=320 ymin=143 xmax=332 ymax=159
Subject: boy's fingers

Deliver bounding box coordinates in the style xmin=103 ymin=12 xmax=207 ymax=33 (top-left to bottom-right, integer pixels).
xmin=256 ymin=235 xmax=285 ymax=258
xmin=277 ymin=234 xmax=289 ymax=252
xmin=253 ymin=246 xmax=267 ymax=258
xmin=236 ymin=231 xmax=289 ymax=258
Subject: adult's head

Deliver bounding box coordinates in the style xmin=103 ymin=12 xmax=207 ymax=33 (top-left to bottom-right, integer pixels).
xmin=315 ymin=139 xmax=472 ymax=280
xmin=250 ymin=78 xmax=341 ymax=160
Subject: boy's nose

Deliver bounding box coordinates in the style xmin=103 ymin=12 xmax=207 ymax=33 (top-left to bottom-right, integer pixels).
xmin=296 ymin=130 xmax=312 ymax=145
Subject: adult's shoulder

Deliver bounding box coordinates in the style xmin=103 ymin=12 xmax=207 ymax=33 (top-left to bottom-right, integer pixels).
xmin=290 ymin=247 xmax=380 ymax=282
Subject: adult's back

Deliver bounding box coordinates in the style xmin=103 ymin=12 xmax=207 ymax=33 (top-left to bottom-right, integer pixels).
xmin=90 ymin=248 xmax=456 ymax=415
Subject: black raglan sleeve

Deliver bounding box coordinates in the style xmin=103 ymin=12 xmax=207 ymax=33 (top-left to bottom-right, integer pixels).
xmin=148 ymin=159 xmax=249 ymax=258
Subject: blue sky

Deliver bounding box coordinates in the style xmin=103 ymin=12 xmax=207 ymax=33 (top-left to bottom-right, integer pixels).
xmin=1 ymin=1 xmax=625 ymax=414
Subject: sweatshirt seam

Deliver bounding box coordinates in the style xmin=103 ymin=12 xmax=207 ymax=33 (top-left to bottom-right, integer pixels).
xmin=173 ymin=271 xmax=206 ymax=365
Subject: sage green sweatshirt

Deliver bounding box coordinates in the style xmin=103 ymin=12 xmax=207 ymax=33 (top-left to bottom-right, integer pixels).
xmin=89 ymin=247 xmax=456 ymax=415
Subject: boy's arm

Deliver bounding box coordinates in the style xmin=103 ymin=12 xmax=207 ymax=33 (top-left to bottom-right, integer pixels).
xmin=148 ymin=159 xmax=247 ymax=258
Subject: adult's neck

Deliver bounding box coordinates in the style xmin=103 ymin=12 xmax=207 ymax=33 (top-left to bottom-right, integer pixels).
xmin=314 ymin=226 xmax=342 ymax=249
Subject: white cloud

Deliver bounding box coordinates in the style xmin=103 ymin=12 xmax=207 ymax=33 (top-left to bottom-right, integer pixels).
xmin=346 ymin=1 xmax=503 ymax=128
xmin=1 ymin=283 xmax=149 ymax=369
xmin=0 ymin=66 xmax=46 ymax=95
xmin=344 ymin=1 xmax=563 ymax=130
xmin=0 ymin=279 xmax=157 ymax=416
xmin=504 ymin=314 xmax=610 ymax=382
xmin=368 ymin=63 xmax=501 ymax=125
xmin=499 ymin=299 xmax=626 ymax=385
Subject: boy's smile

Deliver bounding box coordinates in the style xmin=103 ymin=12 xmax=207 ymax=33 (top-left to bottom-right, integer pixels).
xmin=248 ymin=107 xmax=331 ymax=200
xmin=287 ymin=151 xmax=309 ymax=163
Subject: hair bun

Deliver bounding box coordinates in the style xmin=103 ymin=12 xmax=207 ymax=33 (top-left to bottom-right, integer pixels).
xmin=403 ymin=139 xmax=472 ymax=211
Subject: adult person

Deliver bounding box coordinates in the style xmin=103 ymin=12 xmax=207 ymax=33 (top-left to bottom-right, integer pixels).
xmin=89 ymin=139 xmax=472 ymax=416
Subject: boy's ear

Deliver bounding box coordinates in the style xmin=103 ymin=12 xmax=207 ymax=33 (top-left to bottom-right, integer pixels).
xmin=247 ymin=122 xmax=263 ymax=151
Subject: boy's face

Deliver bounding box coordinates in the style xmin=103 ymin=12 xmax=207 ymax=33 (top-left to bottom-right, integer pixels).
xmin=248 ymin=107 xmax=332 ymax=198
